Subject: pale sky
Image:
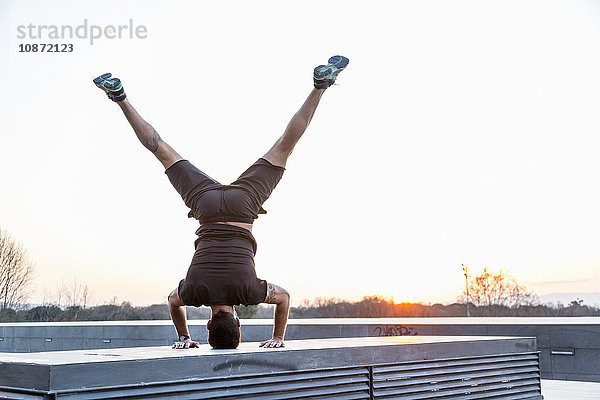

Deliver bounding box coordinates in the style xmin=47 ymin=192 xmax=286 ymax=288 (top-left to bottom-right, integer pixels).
xmin=1 ymin=0 xmax=600 ymax=307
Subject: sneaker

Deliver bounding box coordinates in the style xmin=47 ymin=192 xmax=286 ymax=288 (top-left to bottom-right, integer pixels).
xmin=93 ymin=73 xmax=127 ymax=102
xmin=313 ymin=55 xmax=349 ymax=89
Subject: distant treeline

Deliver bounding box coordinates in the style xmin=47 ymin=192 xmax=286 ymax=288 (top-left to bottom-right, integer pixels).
xmin=290 ymin=296 xmax=600 ymax=318
xmin=1 ymin=296 xmax=599 ymax=323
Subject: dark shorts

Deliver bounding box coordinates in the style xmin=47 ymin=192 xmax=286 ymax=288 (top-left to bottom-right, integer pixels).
xmin=165 ymin=158 xmax=285 ymax=224
xmin=165 ymin=158 xmax=284 ymax=306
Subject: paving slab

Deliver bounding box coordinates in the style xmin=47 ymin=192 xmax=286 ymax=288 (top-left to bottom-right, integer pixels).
xmin=542 ymin=379 xmax=600 ymax=400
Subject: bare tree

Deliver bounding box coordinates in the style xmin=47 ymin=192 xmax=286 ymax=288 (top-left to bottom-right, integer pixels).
xmin=0 ymin=228 xmax=35 ymax=310
xmin=57 ymin=277 xmax=93 ymax=308
xmin=81 ymin=283 xmax=92 ymax=309
xmin=465 ymin=267 xmax=538 ymax=307
xmin=55 ymin=280 xmax=65 ymax=308
xmin=40 ymin=284 xmax=55 ymax=306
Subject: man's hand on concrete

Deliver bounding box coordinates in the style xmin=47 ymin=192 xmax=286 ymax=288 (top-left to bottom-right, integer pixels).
xmin=259 ymin=337 xmax=285 ymax=348
xmin=262 ymin=283 xmax=290 ymax=349
xmin=172 ymin=338 xmax=200 ymax=349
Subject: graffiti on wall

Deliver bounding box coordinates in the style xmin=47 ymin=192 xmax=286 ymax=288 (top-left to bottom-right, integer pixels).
xmin=373 ymin=325 xmax=418 ymax=337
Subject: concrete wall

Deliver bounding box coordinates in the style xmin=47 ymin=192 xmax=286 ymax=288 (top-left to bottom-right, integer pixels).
xmin=1 ymin=317 xmax=598 ymax=382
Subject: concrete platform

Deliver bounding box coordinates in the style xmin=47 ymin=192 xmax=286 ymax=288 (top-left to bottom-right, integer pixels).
xmin=0 ymin=336 xmax=542 ymax=399
xmin=2 ymin=317 xmax=598 ymax=382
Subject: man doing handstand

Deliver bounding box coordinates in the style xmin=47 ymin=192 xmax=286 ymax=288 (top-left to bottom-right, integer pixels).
xmin=93 ymin=55 xmax=349 ymax=349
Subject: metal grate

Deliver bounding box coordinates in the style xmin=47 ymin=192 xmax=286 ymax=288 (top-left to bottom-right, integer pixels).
xmin=53 ymin=367 xmax=371 ymax=400
xmin=372 ymin=352 xmax=542 ymax=399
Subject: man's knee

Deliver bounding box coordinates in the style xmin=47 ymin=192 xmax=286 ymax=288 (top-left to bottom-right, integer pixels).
xmin=263 ymin=141 xmax=291 ymax=168
xmin=156 ymin=142 xmax=183 ymax=170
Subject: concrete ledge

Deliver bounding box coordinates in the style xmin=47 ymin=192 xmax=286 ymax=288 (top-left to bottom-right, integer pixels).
xmin=0 ymin=336 xmax=542 ymax=399
xmin=2 ymin=317 xmax=598 ymax=383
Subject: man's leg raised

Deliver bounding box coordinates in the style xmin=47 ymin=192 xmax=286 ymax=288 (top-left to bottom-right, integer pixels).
xmin=93 ymin=73 xmax=183 ymax=170
xmin=262 ymin=55 xmax=349 ymax=168
xmin=117 ymin=99 xmax=183 ymax=170
xmin=262 ymin=88 xmax=325 ymax=168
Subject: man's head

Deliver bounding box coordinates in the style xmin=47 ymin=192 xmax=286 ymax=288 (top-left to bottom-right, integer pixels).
xmin=207 ymin=310 xmax=241 ymax=349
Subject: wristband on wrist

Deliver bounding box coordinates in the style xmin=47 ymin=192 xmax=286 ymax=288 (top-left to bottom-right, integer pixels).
xmin=179 ymin=335 xmax=191 ymax=342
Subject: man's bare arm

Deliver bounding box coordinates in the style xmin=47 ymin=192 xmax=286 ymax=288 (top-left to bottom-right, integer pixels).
xmin=168 ymin=288 xmax=199 ymax=349
xmin=260 ymin=283 xmax=290 ymax=348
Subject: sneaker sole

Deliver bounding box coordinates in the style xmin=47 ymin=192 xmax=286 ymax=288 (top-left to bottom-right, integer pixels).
xmin=93 ymin=73 xmax=112 ymax=85
xmin=314 ymin=55 xmax=349 ymax=80
xmin=93 ymin=73 xmax=122 ymax=92
xmin=328 ymin=55 xmax=349 ymax=70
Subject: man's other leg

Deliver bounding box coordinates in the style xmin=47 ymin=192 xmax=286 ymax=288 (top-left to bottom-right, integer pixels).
xmin=262 ymin=88 xmax=325 ymax=168
xmin=117 ymin=99 xmax=220 ymax=215
xmin=117 ymin=99 xmax=183 ymax=170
